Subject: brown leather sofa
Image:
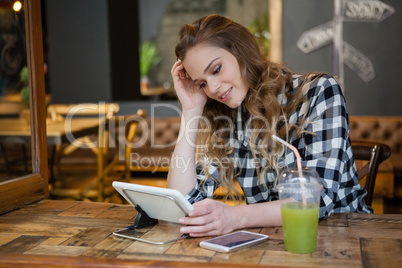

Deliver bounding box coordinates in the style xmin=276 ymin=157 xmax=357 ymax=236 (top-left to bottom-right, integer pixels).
xmin=133 ymin=116 xmax=401 ymax=170
xmin=129 ymin=117 xmax=181 ymax=173
xmin=349 ymin=116 xmax=402 ymax=200
xmin=129 ymin=115 xmax=402 ymax=204
xmin=349 ymin=116 xmax=401 ymax=176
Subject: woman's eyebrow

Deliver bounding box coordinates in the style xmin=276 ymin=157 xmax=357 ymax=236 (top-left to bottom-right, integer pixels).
xmin=193 ymin=57 xmax=221 ymax=83
xmin=204 ymin=57 xmax=220 ymax=74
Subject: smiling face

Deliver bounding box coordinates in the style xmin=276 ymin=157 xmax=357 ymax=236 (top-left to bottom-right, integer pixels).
xmin=182 ymin=44 xmax=249 ymax=109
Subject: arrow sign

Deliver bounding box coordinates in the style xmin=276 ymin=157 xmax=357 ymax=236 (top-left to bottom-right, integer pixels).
xmin=297 ymin=1 xmax=395 ymax=53
xmin=296 ymin=0 xmax=394 ymax=86
xmin=342 ymin=0 xmax=395 ymax=22
xmin=297 ymin=21 xmax=334 ymax=53
xmin=343 ymin=42 xmax=375 ymax=82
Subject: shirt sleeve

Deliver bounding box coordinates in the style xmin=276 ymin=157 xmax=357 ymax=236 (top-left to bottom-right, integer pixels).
xmin=292 ymin=75 xmax=372 ymax=219
xmin=184 ymin=162 xmax=220 ymax=204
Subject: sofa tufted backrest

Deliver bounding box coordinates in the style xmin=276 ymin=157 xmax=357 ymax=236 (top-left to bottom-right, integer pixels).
xmin=131 ymin=116 xmax=402 ymax=154
xmin=349 ymin=116 xmax=402 ymax=154
xmin=132 ymin=117 xmax=181 ymax=150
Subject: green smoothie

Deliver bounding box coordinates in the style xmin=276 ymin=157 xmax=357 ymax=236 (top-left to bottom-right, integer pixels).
xmin=281 ymin=202 xmax=319 ymax=253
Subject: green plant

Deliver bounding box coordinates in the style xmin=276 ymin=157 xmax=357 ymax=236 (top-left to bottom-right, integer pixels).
xmin=249 ymin=13 xmax=271 ymax=58
xmin=20 ymin=66 xmax=29 ymax=108
xmin=139 ymin=41 xmax=161 ymax=78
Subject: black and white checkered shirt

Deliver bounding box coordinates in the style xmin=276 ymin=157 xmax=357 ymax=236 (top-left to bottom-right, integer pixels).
xmin=185 ymin=74 xmax=372 ymax=220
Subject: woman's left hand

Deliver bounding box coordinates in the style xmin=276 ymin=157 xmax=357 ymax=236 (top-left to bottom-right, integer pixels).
xmin=178 ymin=199 xmax=240 ymax=237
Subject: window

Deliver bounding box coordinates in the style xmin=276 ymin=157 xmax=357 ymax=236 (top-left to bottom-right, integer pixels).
xmin=0 ymin=0 xmax=48 ymax=215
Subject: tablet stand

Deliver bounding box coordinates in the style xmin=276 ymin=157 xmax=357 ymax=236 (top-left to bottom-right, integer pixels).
xmin=133 ymin=205 xmax=158 ymax=228
xmin=112 ymin=204 xmax=189 ymax=245
xmin=113 ymin=228 xmax=189 ymax=245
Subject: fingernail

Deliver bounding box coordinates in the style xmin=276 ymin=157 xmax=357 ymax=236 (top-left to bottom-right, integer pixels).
xmin=179 ymin=218 xmax=185 ymax=223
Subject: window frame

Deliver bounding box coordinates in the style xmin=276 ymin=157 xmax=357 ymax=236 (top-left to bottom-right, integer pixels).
xmin=0 ymin=0 xmax=48 ymax=215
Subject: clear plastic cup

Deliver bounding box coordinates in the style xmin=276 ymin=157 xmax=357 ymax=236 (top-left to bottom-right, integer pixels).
xmin=276 ymin=168 xmax=323 ymax=253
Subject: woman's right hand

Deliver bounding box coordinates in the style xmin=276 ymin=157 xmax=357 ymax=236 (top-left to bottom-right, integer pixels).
xmin=168 ymin=60 xmax=206 ymax=195
xmin=171 ymin=60 xmax=208 ymax=113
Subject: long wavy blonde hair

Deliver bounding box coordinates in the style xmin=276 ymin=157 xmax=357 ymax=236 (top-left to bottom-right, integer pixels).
xmin=175 ymin=15 xmax=313 ymax=202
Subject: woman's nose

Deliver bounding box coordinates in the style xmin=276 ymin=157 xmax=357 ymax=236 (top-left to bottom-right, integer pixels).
xmin=207 ymin=78 xmax=221 ymax=94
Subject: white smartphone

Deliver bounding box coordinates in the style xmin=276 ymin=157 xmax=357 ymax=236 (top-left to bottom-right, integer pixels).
xmin=199 ymin=230 xmax=269 ymax=253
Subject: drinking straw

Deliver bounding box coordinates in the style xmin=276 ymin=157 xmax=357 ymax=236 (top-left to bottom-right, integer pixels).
xmin=272 ymin=135 xmax=303 ymax=178
xmin=272 ymin=135 xmax=307 ymax=205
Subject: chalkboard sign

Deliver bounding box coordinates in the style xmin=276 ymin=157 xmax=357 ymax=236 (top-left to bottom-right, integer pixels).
xmin=283 ymin=0 xmax=402 ymax=116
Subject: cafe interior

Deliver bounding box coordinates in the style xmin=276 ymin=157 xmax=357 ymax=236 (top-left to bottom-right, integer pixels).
xmin=0 ymin=0 xmax=401 ymax=267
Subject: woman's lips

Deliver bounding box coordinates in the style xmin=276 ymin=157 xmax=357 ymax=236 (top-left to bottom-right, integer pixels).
xmin=219 ymin=87 xmax=232 ymax=102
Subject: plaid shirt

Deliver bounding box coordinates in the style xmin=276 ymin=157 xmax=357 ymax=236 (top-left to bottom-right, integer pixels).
xmin=185 ymin=74 xmax=372 ymax=220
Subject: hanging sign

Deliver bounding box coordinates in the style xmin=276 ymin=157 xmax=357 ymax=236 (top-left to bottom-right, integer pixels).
xmin=296 ymin=0 xmax=394 ymax=84
xmin=343 ymin=42 xmax=375 ymax=82
xmin=297 ymin=21 xmax=334 ymax=54
xmin=342 ymin=0 xmax=395 ymax=22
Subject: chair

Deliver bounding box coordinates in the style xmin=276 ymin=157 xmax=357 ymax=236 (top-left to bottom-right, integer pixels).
xmin=47 ymin=103 xmax=119 ymax=177
xmin=98 ymin=109 xmax=147 ymax=202
xmin=48 ymin=103 xmax=119 ymax=121
xmin=48 ymin=103 xmax=119 ymax=155
xmin=47 ymin=103 xmax=120 ymax=200
xmin=352 ymin=140 xmax=391 ymax=207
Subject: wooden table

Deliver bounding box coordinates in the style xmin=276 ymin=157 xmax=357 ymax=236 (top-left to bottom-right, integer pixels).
xmin=0 ymin=117 xmax=102 ymax=145
xmin=0 ymin=117 xmax=103 ymax=179
xmin=0 ymin=118 xmax=107 ymax=200
xmin=0 ymin=200 xmax=400 ymax=268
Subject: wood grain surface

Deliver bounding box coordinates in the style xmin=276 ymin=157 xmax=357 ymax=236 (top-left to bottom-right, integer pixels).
xmin=0 ymin=200 xmax=401 ymax=268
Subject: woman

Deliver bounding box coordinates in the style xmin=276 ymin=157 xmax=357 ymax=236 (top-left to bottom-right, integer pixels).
xmin=168 ymin=14 xmax=372 ymax=237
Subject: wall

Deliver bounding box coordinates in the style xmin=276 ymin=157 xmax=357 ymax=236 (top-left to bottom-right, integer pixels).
xmin=283 ymin=0 xmax=402 ymax=116
xmin=44 ymin=0 xmax=268 ymax=117
xmin=45 ymin=0 xmax=112 ymax=103
xmin=45 ymin=0 xmax=140 ymax=103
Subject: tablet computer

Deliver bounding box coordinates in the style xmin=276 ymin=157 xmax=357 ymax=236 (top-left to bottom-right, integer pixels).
xmin=112 ymin=181 xmax=194 ymax=224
